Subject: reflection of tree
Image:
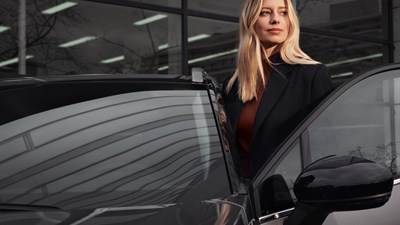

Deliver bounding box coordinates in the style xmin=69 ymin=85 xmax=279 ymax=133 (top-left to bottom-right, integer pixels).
xmin=295 ymin=0 xmax=331 ymax=15
xmin=0 ymin=0 xmax=56 ymax=60
xmin=0 ymin=1 xmax=167 ymax=75
xmin=349 ymin=143 xmax=398 ymax=175
xmin=0 ymin=0 xmax=88 ymax=74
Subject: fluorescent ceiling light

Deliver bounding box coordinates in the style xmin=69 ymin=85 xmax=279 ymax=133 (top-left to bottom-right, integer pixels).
xmin=0 ymin=25 xmax=10 ymax=33
xmin=158 ymin=43 xmax=169 ymax=50
xmin=59 ymin=36 xmax=97 ymax=48
xmin=158 ymin=65 xmax=169 ymax=71
xmin=331 ymin=72 xmax=353 ymax=78
xmin=189 ymin=49 xmax=238 ymax=64
xmin=326 ymin=53 xmax=383 ymax=67
xmin=188 ymin=34 xmax=210 ymax=42
xmin=158 ymin=34 xmax=211 ymax=50
xmin=101 ymin=55 xmax=125 ymax=64
xmin=134 ymin=14 xmax=167 ymax=26
xmin=0 ymin=55 xmax=34 ymax=68
xmin=42 ymin=1 xmax=78 ymax=15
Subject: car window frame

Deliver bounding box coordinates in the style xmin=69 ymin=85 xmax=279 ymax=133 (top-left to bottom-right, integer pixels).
xmin=250 ymin=63 xmax=400 ymax=220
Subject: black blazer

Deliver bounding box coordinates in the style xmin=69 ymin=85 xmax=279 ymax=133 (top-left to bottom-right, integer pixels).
xmin=222 ymin=57 xmax=333 ymax=177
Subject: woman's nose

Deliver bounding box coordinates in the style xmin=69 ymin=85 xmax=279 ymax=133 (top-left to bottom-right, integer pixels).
xmin=270 ymin=13 xmax=280 ymax=24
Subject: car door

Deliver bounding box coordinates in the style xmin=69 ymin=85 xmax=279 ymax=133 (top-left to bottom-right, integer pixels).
xmin=251 ymin=64 xmax=400 ymax=225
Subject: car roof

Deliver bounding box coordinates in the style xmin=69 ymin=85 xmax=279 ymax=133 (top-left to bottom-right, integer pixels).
xmin=0 ymin=74 xmax=196 ymax=87
xmin=0 ymin=73 xmax=215 ymax=125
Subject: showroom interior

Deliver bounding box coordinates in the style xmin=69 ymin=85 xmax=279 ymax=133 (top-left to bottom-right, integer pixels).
xmin=0 ymin=0 xmax=399 ymax=87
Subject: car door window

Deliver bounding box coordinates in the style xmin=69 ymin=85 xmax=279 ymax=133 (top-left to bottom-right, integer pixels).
xmin=258 ymin=139 xmax=301 ymax=216
xmin=0 ymin=90 xmax=230 ymax=209
xmin=306 ymin=70 xmax=400 ymax=178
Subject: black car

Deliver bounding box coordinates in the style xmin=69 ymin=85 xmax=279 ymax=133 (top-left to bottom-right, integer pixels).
xmin=0 ymin=65 xmax=398 ymax=225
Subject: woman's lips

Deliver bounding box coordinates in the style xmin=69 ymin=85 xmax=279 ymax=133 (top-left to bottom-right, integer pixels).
xmin=267 ymin=28 xmax=282 ymax=34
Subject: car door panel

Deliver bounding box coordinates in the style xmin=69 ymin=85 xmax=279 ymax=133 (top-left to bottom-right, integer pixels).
xmin=253 ymin=65 xmax=400 ymax=225
xmin=323 ymin=183 xmax=400 ymax=225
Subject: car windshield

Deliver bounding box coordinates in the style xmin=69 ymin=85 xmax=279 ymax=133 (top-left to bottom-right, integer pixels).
xmin=0 ymin=89 xmax=230 ymax=210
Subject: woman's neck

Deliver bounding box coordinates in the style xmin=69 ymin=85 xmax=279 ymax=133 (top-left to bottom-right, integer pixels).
xmin=264 ymin=44 xmax=280 ymax=58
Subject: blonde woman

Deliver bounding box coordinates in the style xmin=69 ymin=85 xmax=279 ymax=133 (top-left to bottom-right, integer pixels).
xmin=223 ymin=0 xmax=333 ymax=178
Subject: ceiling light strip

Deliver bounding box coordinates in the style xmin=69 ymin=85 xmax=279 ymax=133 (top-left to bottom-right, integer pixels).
xmin=101 ymin=56 xmax=125 ymax=64
xmin=158 ymin=34 xmax=211 ymax=50
xmin=134 ymin=14 xmax=167 ymax=26
xmin=158 ymin=44 xmax=169 ymax=50
xmin=188 ymin=34 xmax=210 ymax=42
xmin=0 ymin=25 xmax=11 ymax=33
xmin=331 ymin=72 xmax=353 ymax=78
xmin=158 ymin=66 xmax=169 ymax=71
xmin=42 ymin=2 xmax=78 ymax=15
xmin=59 ymin=36 xmax=97 ymax=48
xmin=326 ymin=53 xmax=383 ymax=67
xmin=0 ymin=55 xmax=34 ymax=68
xmin=189 ymin=49 xmax=238 ymax=64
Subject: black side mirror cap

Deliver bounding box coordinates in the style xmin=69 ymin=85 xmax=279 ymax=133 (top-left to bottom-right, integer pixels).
xmin=285 ymin=155 xmax=393 ymax=225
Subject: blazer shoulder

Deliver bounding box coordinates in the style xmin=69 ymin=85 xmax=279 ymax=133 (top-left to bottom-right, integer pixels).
xmin=295 ymin=63 xmax=328 ymax=73
xmin=291 ymin=63 xmax=330 ymax=80
xmin=302 ymin=64 xmax=333 ymax=100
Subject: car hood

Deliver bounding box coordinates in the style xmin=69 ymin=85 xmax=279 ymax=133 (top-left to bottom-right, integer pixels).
xmin=1 ymin=196 xmax=248 ymax=225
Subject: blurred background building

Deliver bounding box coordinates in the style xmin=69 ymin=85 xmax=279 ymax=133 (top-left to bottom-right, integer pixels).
xmin=0 ymin=0 xmax=399 ymax=87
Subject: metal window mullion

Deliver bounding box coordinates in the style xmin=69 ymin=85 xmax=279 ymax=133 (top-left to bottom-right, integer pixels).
xmin=182 ymin=0 xmax=188 ymax=75
xmin=386 ymin=0 xmax=394 ymax=62
xmin=18 ymin=0 xmax=26 ymax=75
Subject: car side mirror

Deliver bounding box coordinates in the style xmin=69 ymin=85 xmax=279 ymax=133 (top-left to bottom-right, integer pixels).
xmin=259 ymin=174 xmax=295 ymax=214
xmin=284 ymin=155 xmax=393 ymax=225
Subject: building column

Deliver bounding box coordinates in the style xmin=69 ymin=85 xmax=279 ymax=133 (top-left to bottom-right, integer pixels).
xmin=394 ymin=0 xmax=400 ymax=63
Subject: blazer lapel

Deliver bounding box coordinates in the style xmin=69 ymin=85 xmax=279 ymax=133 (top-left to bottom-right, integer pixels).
xmin=250 ymin=64 xmax=292 ymax=142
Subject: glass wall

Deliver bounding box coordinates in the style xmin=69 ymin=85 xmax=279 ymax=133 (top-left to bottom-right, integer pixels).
xmin=296 ymin=0 xmax=389 ymax=86
xmin=187 ymin=17 xmax=238 ymax=80
xmin=188 ymin=0 xmax=242 ymax=17
xmin=129 ymin=0 xmax=181 ymax=8
xmin=0 ymin=0 xmax=393 ymax=85
xmin=296 ymin=0 xmax=386 ymax=39
xmin=300 ymin=33 xmax=386 ymax=87
xmin=0 ymin=0 xmax=181 ymax=75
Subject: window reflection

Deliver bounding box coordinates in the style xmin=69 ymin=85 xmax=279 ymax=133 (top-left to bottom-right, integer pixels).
xmin=129 ymin=0 xmax=181 ymax=8
xmin=188 ymin=0 xmax=242 ymax=17
xmin=0 ymin=0 xmax=181 ymax=75
xmin=0 ymin=0 xmax=391 ymax=83
xmin=300 ymin=33 xmax=385 ymax=87
xmin=187 ymin=17 xmax=238 ymax=82
xmin=0 ymin=90 xmax=227 ymax=208
xmin=296 ymin=0 xmax=386 ymax=39
xmin=258 ymin=140 xmax=301 ymax=214
xmin=307 ymin=70 xmax=400 ymax=177
xmin=271 ymin=140 xmax=302 ymax=195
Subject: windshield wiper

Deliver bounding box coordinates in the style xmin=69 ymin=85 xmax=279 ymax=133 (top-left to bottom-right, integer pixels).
xmin=0 ymin=203 xmax=61 ymax=212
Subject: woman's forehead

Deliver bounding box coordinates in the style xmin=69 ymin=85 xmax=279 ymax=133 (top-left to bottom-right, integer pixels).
xmin=260 ymin=0 xmax=287 ymax=8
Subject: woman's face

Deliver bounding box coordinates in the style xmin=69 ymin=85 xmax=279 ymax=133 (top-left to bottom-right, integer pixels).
xmin=254 ymin=0 xmax=290 ymax=50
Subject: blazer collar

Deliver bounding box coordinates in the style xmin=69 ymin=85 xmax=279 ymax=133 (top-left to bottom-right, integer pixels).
xmin=226 ymin=55 xmax=294 ymax=138
xmin=269 ymin=53 xmax=294 ymax=78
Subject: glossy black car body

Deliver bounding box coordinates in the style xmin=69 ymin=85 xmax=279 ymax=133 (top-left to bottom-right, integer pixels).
xmin=0 ymin=64 xmax=398 ymax=225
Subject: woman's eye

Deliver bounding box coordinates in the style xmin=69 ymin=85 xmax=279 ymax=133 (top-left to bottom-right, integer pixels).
xmin=279 ymin=11 xmax=288 ymax=16
xmin=260 ymin=11 xmax=271 ymax=16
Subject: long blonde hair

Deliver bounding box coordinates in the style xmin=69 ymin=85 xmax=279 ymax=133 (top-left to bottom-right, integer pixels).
xmin=226 ymin=0 xmax=319 ymax=102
